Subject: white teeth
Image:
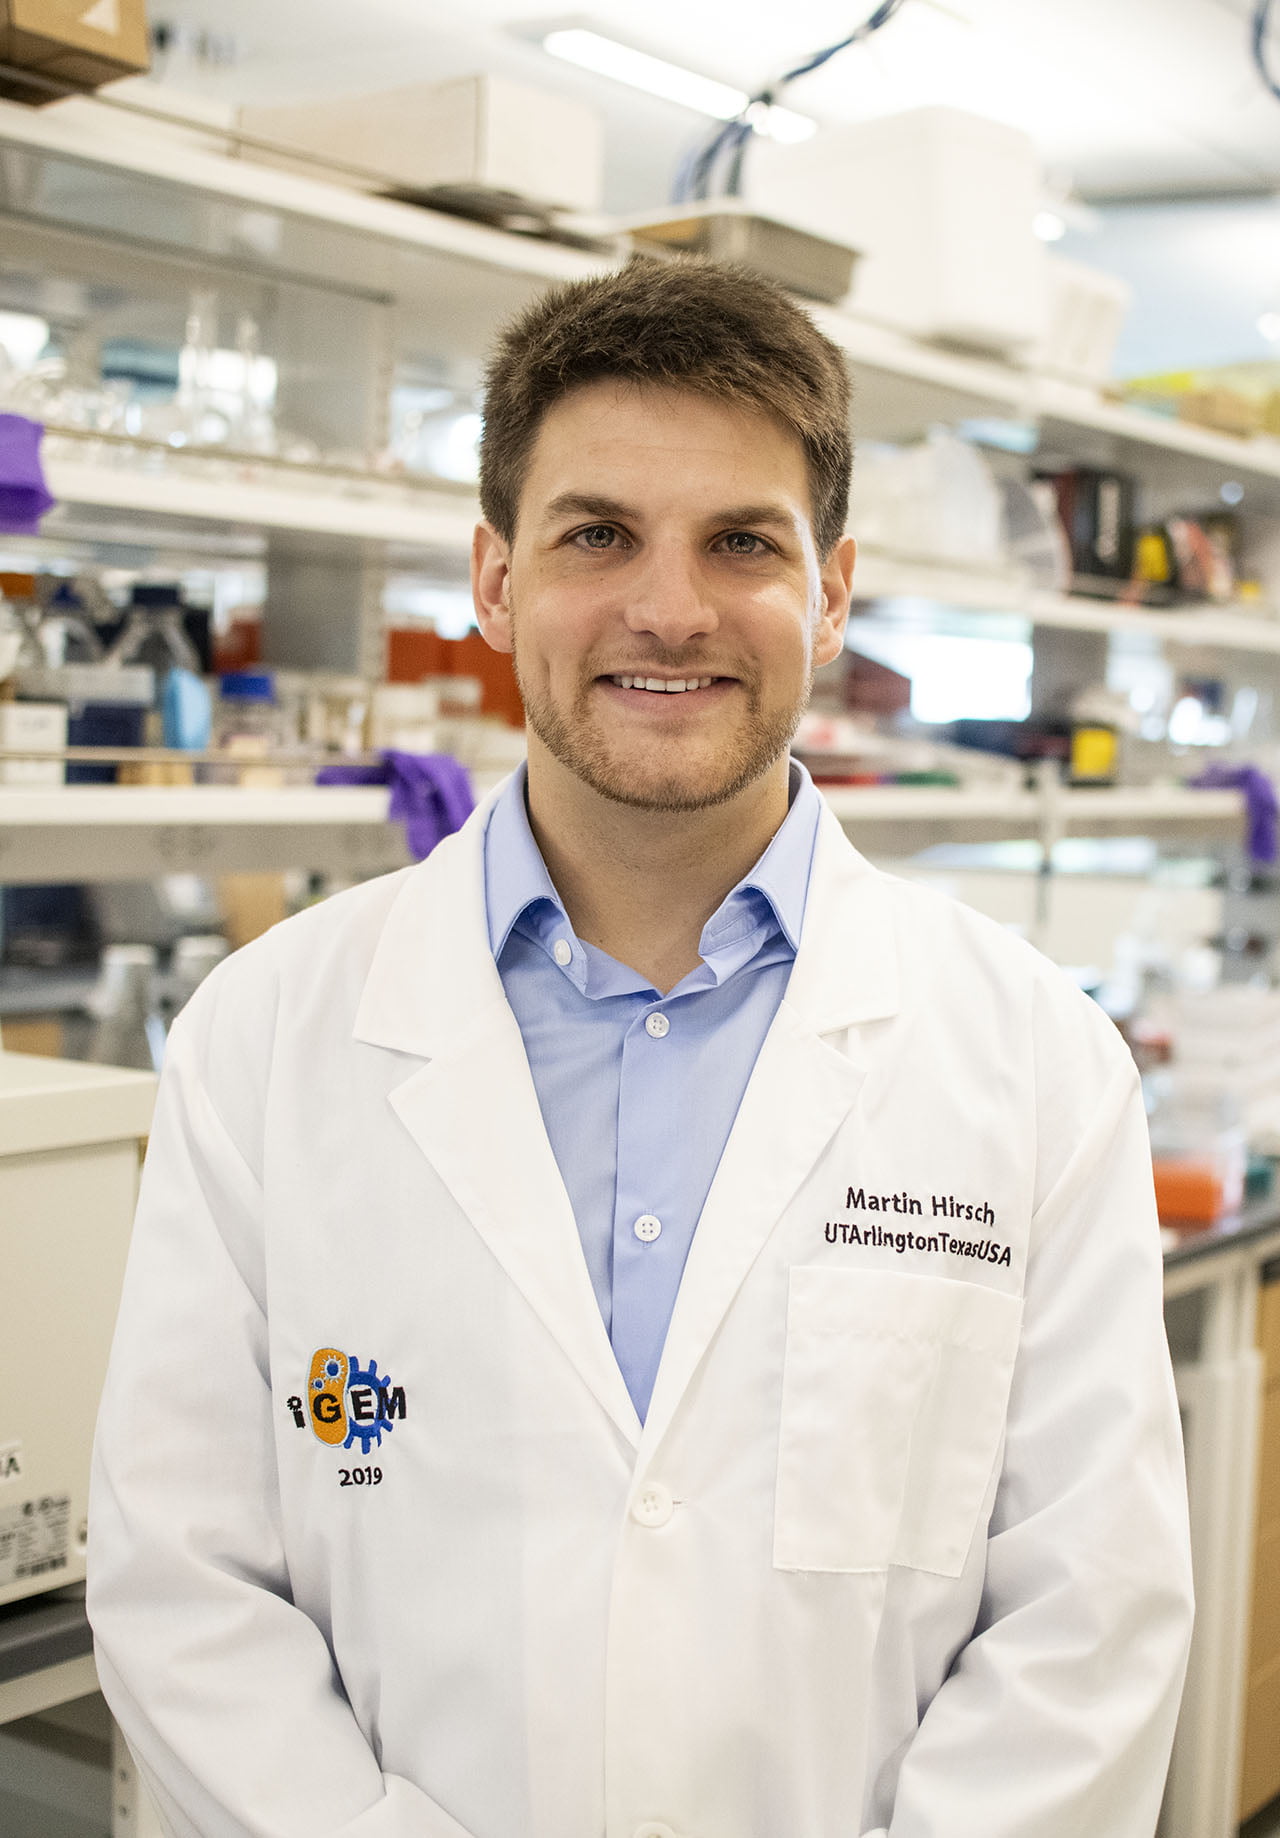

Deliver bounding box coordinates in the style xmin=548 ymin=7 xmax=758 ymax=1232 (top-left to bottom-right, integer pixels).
xmin=610 ymin=675 xmax=714 ymax=693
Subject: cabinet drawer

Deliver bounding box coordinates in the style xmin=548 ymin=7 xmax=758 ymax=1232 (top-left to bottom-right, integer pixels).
xmin=1241 ymin=1654 xmax=1280 ymax=1823
xmin=1261 ymin=1274 xmax=1280 ymax=1372
xmin=1258 ymin=1388 xmax=1280 ymax=1532
xmin=1249 ymin=1523 xmax=1280 ymax=1682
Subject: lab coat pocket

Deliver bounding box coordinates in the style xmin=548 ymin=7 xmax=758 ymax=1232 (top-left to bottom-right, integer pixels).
xmin=774 ymin=1266 xmax=1023 ymax=1577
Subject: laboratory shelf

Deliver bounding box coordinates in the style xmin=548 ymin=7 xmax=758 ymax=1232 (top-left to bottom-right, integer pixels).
xmin=0 ymin=94 xmax=604 ymax=308
xmin=6 ymin=93 xmax=1280 ymax=487
xmin=0 ymin=779 xmax=1243 ymax=884
xmin=40 ymin=449 xmax=478 ymax=562
xmin=1033 ymin=373 xmax=1280 ymax=513
xmin=35 ymin=453 xmax=1280 ymax=661
xmin=0 ymin=783 xmax=411 ymax=883
xmin=821 ymin=782 xmax=1243 ymax=849
xmin=851 ymin=551 xmax=1280 ymax=654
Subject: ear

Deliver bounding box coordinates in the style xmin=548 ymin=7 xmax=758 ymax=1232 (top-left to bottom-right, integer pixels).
xmin=472 ymin=521 xmax=514 ymax=654
xmin=813 ymin=533 xmax=856 ymax=668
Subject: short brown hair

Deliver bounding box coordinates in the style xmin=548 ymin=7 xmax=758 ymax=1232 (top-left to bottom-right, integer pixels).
xmin=479 ymin=255 xmax=852 ymax=556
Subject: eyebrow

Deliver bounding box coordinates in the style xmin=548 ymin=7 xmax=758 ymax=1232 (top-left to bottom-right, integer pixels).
xmin=542 ymin=493 xmax=635 ymax=523
xmin=540 ymin=492 xmax=801 ymax=531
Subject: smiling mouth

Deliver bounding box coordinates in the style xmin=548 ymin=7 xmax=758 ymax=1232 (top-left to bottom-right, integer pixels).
xmin=607 ymin=674 xmax=719 ymax=693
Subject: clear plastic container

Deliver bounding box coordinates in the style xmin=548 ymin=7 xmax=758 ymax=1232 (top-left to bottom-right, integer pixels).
xmin=1145 ymin=1067 xmax=1247 ymax=1226
xmin=208 ymin=670 xmax=292 ymax=785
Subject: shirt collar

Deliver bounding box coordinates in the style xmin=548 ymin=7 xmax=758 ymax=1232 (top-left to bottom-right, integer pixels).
xmin=484 ymin=762 xmax=564 ymax=961
xmin=483 ymin=758 xmax=822 ymax=974
xmin=701 ymin=757 xmax=820 ymax=958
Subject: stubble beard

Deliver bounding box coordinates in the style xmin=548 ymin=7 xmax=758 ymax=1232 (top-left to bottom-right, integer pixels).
xmin=511 ymin=633 xmax=812 ymax=814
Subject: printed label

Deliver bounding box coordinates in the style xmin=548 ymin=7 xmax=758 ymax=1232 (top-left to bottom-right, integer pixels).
xmin=0 ymin=1495 xmax=70 ymax=1588
xmin=0 ymin=1442 xmax=22 ymax=1485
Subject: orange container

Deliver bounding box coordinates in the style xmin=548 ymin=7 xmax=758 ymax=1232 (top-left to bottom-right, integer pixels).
xmin=385 ymin=628 xmax=524 ymax=728
xmin=1152 ymin=1157 xmax=1227 ymax=1226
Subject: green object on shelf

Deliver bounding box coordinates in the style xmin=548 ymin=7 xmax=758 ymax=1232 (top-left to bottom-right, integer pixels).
xmin=1245 ymin=1154 xmax=1274 ymax=1202
xmin=893 ymin=771 xmax=961 ymax=787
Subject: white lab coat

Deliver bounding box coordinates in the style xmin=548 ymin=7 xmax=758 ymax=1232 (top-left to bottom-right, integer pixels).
xmin=89 ymin=786 xmax=1194 ymax=1838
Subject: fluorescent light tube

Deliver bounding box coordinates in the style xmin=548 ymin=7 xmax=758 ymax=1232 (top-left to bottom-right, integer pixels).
xmin=542 ymin=28 xmax=815 ymax=140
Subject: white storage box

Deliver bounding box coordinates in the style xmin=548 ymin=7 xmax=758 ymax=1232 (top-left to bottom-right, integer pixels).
xmin=749 ymin=105 xmax=1047 ymax=357
xmin=0 ymin=1053 xmax=155 ymax=1608
xmin=240 ymin=73 xmax=603 ymax=214
xmin=1036 ymin=254 xmax=1131 ymax=385
xmin=0 ymin=700 xmax=67 ymax=786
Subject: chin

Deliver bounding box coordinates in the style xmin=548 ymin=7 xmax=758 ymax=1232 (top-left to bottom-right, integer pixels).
xmin=524 ymin=689 xmax=803 ymax=814
xmin=551 ymin=739 xmax=787 ymax=814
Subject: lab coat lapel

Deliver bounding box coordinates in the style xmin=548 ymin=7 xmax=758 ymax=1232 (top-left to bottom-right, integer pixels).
xmin=354 ymin=796 xmax=641 ymax=1448
xmin=641 ymin=811 xmax=901 ymax=1452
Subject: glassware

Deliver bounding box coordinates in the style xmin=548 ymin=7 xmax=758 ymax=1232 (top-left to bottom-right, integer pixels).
xmin=206 ymin=670 xmax=292 ymax=785
xmin=166 ymin=933 xmax=230 ymax=1024
xmin=86 ymin=944 xmax=165 ymax=1072
xmin=0 ymin=574 xmax=46 ymax=672
xmin=31 ymin=580 xmax=104 ymax=667
xmin=0 ymin=586 xmax=25 ymax=683
xmin=106 ymin=585 xmax=201 ymax=678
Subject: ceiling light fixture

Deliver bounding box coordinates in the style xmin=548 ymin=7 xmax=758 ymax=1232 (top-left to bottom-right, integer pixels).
xmin=542 ymin=28 xmax=815 ymax=141
xmin=1032 ymin=210 xmax=1067 ymax=243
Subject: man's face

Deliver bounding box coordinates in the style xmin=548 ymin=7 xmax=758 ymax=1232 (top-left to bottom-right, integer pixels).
xmin=473 ymin=380 xmax=853 ymax=814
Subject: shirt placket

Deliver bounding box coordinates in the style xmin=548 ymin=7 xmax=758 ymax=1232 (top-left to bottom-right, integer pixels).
xmin=610 ymin=993 xmax=693 ymax=1421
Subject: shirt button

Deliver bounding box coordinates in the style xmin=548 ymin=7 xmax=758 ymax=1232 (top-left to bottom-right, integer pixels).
xmin=552 ymin=939 xmax=572 ymax=967
xmin=633 ymin=1213 xmax=662 ymax=1243
xmin=631 ymin=1484 xmax=674 ymax=1528
xmin=634 ymin=1826 xmax=678 ymax=1838
xmin=645 ymin=1012 xmax=670 ymax=1038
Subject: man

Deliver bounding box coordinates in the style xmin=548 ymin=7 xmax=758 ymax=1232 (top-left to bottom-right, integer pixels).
xmin=89 ymin=257 xmax=1193 ymax=1838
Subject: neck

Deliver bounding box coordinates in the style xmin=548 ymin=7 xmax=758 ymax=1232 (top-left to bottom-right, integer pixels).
xmin=524 ymin=740 xmax=792 ymax=995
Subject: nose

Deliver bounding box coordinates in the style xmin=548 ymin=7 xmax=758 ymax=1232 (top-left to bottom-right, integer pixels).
xmin=622 ymin=542 xmax=719 ymax=648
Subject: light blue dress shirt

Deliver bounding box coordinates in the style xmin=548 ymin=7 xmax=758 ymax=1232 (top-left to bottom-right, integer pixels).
xmin=484 ymin=761 xmax=822 ymax=1422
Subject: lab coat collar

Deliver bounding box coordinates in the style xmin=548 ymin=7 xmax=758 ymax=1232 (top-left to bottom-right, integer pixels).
xmin=353 ymin=780 xmax=901 ymax=1453
xmin=353 ymin=777 xmax=508 ymax=1057
xmin=356 ymin=777 xmax=643 ymax=1445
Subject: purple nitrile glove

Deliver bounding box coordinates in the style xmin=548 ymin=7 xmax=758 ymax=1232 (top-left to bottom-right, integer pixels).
xmin=316 ymin=750 xmax=475 ymax=860
xmin=1190 ymin=762 xmax=1278 ymax=864
xmin=0 ymin=414 xmax=56 ymax=535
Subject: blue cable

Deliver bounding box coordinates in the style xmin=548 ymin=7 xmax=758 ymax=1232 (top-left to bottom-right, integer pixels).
xmin=675 ymin=0 xmax=910 ymax=203
xmin=1254 ymin=0 xmax=1280 ymax=99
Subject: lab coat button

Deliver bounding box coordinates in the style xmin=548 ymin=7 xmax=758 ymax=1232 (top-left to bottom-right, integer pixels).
xmin=645 ymin=1011 xmax=670 ymax=1038
xmin=632 ymin=1484 xmax=674 ymax=1528
xmin=634 ymin=1826 xmax=678 ymax=1838
xmin=634 ymin=1213 xmax=662 ymax=1242
xmin=553 ymin=938 xmax=572 ymax=967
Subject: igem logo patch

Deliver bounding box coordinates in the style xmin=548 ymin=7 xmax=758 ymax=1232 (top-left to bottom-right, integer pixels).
xmin=286 ymin=1347 xmax=408 ymax=1455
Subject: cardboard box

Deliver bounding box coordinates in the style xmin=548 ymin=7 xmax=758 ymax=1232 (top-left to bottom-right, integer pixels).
xmin=0 ymin=0 xmax=150 ymax=105
xmin=239 ymin=74 xmax=603 ymax=215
